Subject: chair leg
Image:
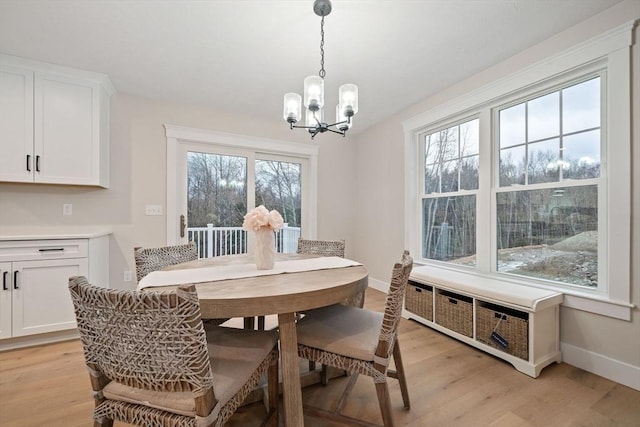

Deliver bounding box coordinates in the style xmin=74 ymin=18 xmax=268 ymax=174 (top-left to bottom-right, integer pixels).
xmin=308 ymin=360 xmax=317 ymax=372
xmin=321 ymin=364 xmax=329 ymax=385
xmin=267 ymin=357 xmax=279 ymax=426
xmin=374 ymin=381 xmax=395 ymax=427
xmin=392 ymin=339 xmax=410 ymax=409
xmin=244 ymin=316 xmax=255 ymax=330
xmin=93 ymin=418 xmax=113 ymax=427
xmin=257 ymin=315 xmax=266 ymax=331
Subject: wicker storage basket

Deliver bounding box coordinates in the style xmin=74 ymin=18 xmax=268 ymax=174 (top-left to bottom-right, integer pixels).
xmin=405 ymin=280 xmax=433 ymax=321
xmin=476 ymin=302 xmax=529 ymax=360
xmin=435 ymin=290 xmax=473 ymax=337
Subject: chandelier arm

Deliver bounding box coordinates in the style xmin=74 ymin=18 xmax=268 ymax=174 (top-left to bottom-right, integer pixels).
xmin=325 ymin=128 xmax=346 ymax=136
xmin=324 ymin=119 xmax=349 ymax=128
xmin=291 ymin=124 xmax=317 ymax=130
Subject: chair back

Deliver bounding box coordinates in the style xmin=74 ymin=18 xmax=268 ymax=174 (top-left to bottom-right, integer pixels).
xmin=375 ymin=251 xmax=413 ymax=363
xmin=68 ymin=276 xmax=215 ymax=397
xmin=296 ymin=238 xmax=345 ymax=258
xmin=134 ymin=242 xmax=198 ymax=282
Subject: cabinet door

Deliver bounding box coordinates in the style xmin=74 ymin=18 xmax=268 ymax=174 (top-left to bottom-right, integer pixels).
xmin=0 ymin=262 xmax=12 ymax=339
xmin=0 ymin=65 xmax=34 ymax=183
xmin=34 ymin=73 xmax=97 ymax=185
xmin=11 ymin=258 xmax=87 ymax=337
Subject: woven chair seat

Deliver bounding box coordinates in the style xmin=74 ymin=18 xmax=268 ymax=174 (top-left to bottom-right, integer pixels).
xmin=103 ymin=326 xmax=279 ymax=416
xmin=297 ymin=304 xmax=383 ymax=362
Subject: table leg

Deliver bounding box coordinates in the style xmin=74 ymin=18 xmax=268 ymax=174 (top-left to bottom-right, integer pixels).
xmin=278 ymin=312 xmax=304 ymax=427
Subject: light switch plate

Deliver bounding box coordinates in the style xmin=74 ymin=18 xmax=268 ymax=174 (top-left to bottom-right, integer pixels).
xmin=145 ymin=204 xmax=163 ymax=216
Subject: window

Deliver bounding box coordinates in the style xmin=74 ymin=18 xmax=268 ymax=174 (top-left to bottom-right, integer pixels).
xmin=403 ymin=22 xmax=632 ymax=319
xmin=496 ymin=78 xmax=600 ymax=287
xmin=421 ymin=119 xmax=478 ymax=265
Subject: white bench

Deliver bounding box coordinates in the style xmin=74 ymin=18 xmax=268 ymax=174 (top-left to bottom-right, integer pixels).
xmin=403 ymin=266 xmax=563 ymax=378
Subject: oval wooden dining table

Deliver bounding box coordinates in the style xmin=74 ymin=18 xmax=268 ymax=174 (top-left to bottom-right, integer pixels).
xmin=147 ymin=253 xmax=368 ymax=427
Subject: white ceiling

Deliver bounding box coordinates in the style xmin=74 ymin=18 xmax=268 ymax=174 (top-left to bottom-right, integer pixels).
xmin=0 ymin=0 xmax=624 ymax=134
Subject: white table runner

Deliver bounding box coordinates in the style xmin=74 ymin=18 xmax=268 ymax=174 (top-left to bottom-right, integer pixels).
xmin=137 ymin=256 xmax=362 ymax=290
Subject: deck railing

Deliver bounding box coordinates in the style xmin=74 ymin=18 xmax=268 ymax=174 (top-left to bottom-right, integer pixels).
xmin=187 ymin=224 xmax=301 ymax=258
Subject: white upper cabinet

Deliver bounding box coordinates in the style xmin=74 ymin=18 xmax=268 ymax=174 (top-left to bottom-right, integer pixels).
xmin=0 ymin=54 xmax=114 ymax=188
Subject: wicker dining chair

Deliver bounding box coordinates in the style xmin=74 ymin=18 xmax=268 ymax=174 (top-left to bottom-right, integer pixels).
xmin=134 ymin=242 xmax=198 ymax=282
xmin=134 ymin=242 xmax=230 ymax=326
xmin=296 ymin=251 xmax=413 ymax=427
xmin=296 ymin=237 xmax=364 ymax=308
xmin=69 ymin=276 xmax=279 ymax=427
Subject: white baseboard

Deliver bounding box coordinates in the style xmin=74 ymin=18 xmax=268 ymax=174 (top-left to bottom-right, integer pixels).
xmin=370 ymin=277 xmax=640 ymax=391
xmin=0 ymin=329 xmax=79 ymax=352
xmin=369 ymin=277 xmax=389 ymax=294
xmin=561 ymin=342 xmax=640 ymax=391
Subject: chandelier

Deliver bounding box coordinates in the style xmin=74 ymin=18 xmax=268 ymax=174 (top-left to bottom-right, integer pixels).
xmin=283 ymin=0 xmax=359 ymax=139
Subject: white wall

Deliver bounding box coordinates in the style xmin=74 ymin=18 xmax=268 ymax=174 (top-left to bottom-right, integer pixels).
xmin=351 ymin=0 xmax=640 ymax=388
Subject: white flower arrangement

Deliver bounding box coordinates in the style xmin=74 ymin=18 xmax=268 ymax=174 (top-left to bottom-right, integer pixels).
xmin=242 ymin=205 xmax=284 ymax=232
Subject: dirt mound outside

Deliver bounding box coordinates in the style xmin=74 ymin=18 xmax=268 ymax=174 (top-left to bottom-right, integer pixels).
xmin=551 ymin=231 xmax=597 ymax=252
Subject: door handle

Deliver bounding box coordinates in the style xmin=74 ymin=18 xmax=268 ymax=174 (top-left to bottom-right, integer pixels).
xmin=2 ymin=271 xmax=7 ymax=291
xmin=180 ymin=214 xmax=186 ymax=238
xmin=13 ymin=271 xmax=19 ymax=289
xmin=26 ymin=154 xmax=31 ymax=172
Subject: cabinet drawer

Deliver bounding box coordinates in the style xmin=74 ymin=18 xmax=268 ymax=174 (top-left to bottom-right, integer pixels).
xmin=0 ymin=239 xmax=88 ymax=262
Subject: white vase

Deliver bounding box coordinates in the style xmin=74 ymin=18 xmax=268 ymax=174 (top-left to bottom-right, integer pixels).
xmin=255 ymin=228 xmax=275 ymax=270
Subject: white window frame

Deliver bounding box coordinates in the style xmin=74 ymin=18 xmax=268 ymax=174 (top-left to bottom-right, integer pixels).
xmin=165 ymin=124 xmax=319 ymax=247
xmin=403 ymin=22 xmax=634 ymax=320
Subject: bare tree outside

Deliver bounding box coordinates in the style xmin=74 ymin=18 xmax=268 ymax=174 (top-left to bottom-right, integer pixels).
xmin=187 ymin=152 xmax=247 ymax=228
xmin=255 ymin=160 xmax=301 ymax=228
xmin=187 ymin=152 xmax=248 ymax=256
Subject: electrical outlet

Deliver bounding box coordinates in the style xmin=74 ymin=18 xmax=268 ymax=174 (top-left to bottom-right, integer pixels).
xmin=123 ymin=271 xmax=132 ymax=282
xmin=63 ymin=204 xmax=73 ymax=215
xmin=145 ymin=204 xmax=163 ymax=216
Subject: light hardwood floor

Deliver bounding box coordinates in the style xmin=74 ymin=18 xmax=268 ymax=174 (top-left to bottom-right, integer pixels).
xmin=1 ymin=288 xmax=638 ymax=427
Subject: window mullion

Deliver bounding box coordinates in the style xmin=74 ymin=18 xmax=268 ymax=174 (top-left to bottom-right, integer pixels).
xmin=477 ymin=108 xmax=493 ymax=273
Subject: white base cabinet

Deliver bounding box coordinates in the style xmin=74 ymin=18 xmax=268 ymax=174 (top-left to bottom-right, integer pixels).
xmin=0 ymin=235 xmax=109 ymax=346
xmin=404 ymin=266 xmax=563 ymax=378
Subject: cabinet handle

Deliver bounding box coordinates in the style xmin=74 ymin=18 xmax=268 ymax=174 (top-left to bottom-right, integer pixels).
xmin=13 ymin=271 xmax=19 ymax=289
xmin=2 ymin=271 xmax=7 ymax=291
xmin=26 ymin=154 xmax=31 ymax=172
xmin=36 ymin=155 xmax=41 ymax=172
xmin=38 ymin=248 xmax=65 ymax=252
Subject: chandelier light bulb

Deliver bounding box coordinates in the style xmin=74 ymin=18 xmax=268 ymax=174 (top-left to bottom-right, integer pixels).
xmin=283 ymin=93 xmax=302 ymax=124
xmin=304 ymin=75 xmax=324 ymax=112
xmin=336 ymin=105 xmax=352 ymax=131
xmin=338 ymin=84 xmax=358 ymax=117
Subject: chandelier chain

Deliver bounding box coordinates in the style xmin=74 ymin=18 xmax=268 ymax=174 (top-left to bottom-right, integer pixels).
xmin=319 ymin=15 xmax=326 ymax=79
